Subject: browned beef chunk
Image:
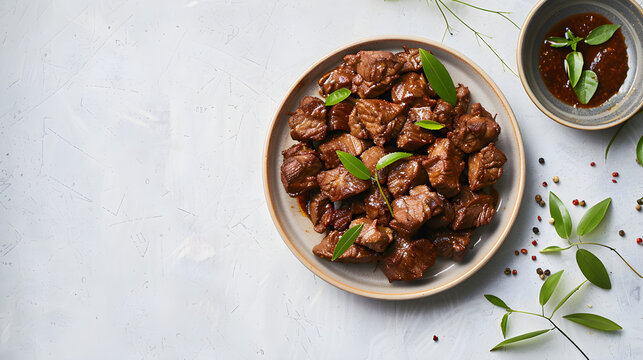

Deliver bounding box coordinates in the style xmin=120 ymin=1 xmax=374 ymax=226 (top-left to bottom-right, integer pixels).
xmin=364 ymin=186 xmax=392 ymax=226
xmin=342 ymin=194 xmax=367 ymax=216
xmin=328 ymin=101 xmax=354 ymax=131
xmin=431 ymin=99 xmax=456 ymax=131
xmin=317 ymin=165 xmax=370 ymax=202
xmin=313 ymin=230 xmax=381 ymax=263
xmin=424 ymin=194 xmax=455 ymax=230
xmin=390 ymin=72 xmax=435 ymax=105
xmin=448 ymin=103 xmax=500 ymax=154
xmin=394 ymin=47 xmax=422 ymax=73
xmin=390 ymin=185 xmax=444 ymax=237
xmin=318 ymin=63 xmax=356 ymax=96
xmin=396 ymin=118 xmax=436 ymax=151
xmin=360 ymin=145 xmax=388 ymax=183
xmin=309 ymin=192 xmax=333 ymax=233
xmin=431 ymin=231 xmax=472 ymax=261
xmin=381 ymin=237 xmax=437 ymax=282
xmin=470 ymin=102 xmax=492 ymax=118
xmin=454 ymin=84 xmax=470 ymax=116
xmin=410 ymin=97 xmax=438 ymax=109
xmin=348 ymin=99 xmax=406 ymax=146
xmin=347 ymin=51 xmax=402 ymax=98
xmin=317 ymin=133 xmax=369 ymax=169
xmin=288 ymin=96 xmax=327 ymax=141
xmin=451 ymin=186 xmax=497 ymax=230
xmin=280 ymin=143 xmax=324 ymax=196
xmin=321 ymin=208 xmax=352 ymax=231
xmin=423 ymin=138 xmax=465 ymax=198
xmin=386 ymin=157 xmax=428 ymax=198
xmin=350 ymin=217 xmax=394 ymax=252
xmin=468 ymin=143 xmax=507 ymax=191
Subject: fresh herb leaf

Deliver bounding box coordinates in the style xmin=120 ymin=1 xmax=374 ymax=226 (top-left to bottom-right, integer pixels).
xmin=490 ymin=329 xmax=552 ymax=351
xmin=576 ymin=198 xmax=611 ymax=236
xmin=484 ymin=294 xmax=510 ymax=310
xmin=331 ymin=224 xmax=364 ymax=261
xmin=415 ymin=120 xmax=446 ymax=130
xmin=636 ymin=135 xmax=643 ymax=166
xmin=565 ymin=52 xmax=583 ymax=88
xmin=419 ymin=48 xmax=457 ymax=106
xmin=573 ymin=70 xmax=599 ymax=105
xmin=547 ymin=36 xmax=570 ymax=47
xmin=501 ymin=313 xmax=509 ymax=338
xmin=605 ymin=122 xmax=626 ymax=159
xmin=376 ymin=152 xmax=413 ymax=171
xmin=576 ymin=249 xmax=611 ymax=289
xmin=563 ymin=313 xmax=622 ymax=331
xmin=539 ymin=270 xmax=564 ymax=306
xmin=566 ymin=29 xmax=580 ymax=42
xmin=336 ymin=151 xmax=371 ymax=180
xmin=549 ymin=192 xmax=572 ymax=239
xmin=541 ymin=246 xmax=566 ymax=253
xmin=325 ymin=88 xmax=351 ymax=106
xmin=552 ymin=281 xmax=586 ymax=316
xmin=584 ymin=24 xmax=621 ymax=45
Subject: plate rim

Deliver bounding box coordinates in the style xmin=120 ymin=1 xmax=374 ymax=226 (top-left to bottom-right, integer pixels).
xmin=263 ymin=35 xmax=526 ymax=300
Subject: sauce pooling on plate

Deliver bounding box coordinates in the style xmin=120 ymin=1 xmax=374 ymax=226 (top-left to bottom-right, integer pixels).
xmin=538 ymin=12 xmax=628 ymax=108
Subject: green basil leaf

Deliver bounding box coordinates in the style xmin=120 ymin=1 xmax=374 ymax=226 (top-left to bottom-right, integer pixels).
xmin=576 ymin=248 xmax=611 ymax=289
xmin=563 ymin=313 xmax=622 ymax=331
xmin=484 ymin=294 xmax=510 ymax=310
xmin=415 ymin=120 xmax=446 ymax=130
xmin=573 ymin=70 xmax=599 ymax=105
xmin=501 ymin=313 xmax=509 ymax=338
xmin=565 ymin=52 xmax=583 ymax=88
xmin=419 ymin=48 xmax=457 ymax=106
xmin=584 ymin=24 xmax=621 ymax=45
xmin=539 ymin=270 xmax=564 ymax=306
xmin=547 ymin=36 xmax=570 ymax=48
xmin=540 ymin=246 xmax=566 ymax=253
xmin=576 ymin=198 xmax=611 ymax=236
xmin=331 ymin=224 xmax=364 ymax=261
xmin=549 ymin=192 xmax=572 ymax=239
xmin=636 ymin=135 xmax=643 ymax=167
xmin=376 ymin=152 xmax=413 ymax=170
xmin=552 ymin=281 xmax=586 ymax=316
xmin=336 ymin=151 xmax=372 ymax=180
xmin=566 ymin=29 xmax=580 ymax=42
xmin=605 ymin=122 xmax=626 ymax=159
xmin=325 ymin=88 xmax=351 ymax=106
xmin=490 ymin=329 xmax=552 ymax=351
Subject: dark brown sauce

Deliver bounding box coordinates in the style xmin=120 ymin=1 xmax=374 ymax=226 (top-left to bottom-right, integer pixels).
xmin=538 ymin=12 xmax=628 ymax=108
xmin=296 ymin=193 xmax=310 ymax=218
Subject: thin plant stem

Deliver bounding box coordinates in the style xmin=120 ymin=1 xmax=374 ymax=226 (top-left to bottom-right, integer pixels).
xmin=431 ymin=0 xmax=453 ymax=42
xmin=449 ymin=0 xmax=520 ymax=29
xmin=374 ymin=173 xmax=394 ymax=217
xmin=547 ymin=318 xmax=590 ymax=360
xmin=566 ymin=242 xmax=643 ymax=278
xmin=507 ymin=309 xmax=544 ymax=318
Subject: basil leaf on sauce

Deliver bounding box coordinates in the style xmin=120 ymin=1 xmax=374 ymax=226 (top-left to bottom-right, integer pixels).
xmin=573 ymin=70 xmax=599 ymax=105
xmin=546 ymin=36 xmax=570 ymax=48
xmin=325 ymin=88 xmax=351 ymax=106
xmin=419 ymin=48 xmax=457 ymax=106
xmin=565 ymin=51 xmax=583 ymax=88
xmin=584 ymin=24 xmax=621 ymax=45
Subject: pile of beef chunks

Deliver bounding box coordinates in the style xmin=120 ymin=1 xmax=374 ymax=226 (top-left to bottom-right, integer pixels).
xmin=280 ymin=48 xmax=507 ymax=282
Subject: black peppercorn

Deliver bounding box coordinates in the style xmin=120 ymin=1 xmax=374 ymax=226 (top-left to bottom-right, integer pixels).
xmin=539 ymin=200 xmax=546 ymax=207
xmin=536 ymin=267 xmax=543 ymax=275
xmin=533 ymin=227 xmax=539 ymax=234
xmin=638 ymin=199 xmax=643 ymax=205
xmin=538 ymin=157 xmax=545 ymax=164
xmin=618 ymin=230 xmax=625 ymax=237
xmin=544 ymin=269 xmax=551 ymax=276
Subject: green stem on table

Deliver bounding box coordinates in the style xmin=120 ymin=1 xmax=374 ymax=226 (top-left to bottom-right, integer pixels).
xmin=430 ymin=0 xmax=453 ymax=42
xmin=551 ymin=242 xmax=643 ymax=278
xmin=374 ymin=173 xmax=394 ymax=217
xmin=449 ymin=0 xmax=520 ymax=29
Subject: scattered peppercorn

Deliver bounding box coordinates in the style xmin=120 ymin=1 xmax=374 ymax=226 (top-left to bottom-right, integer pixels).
xmin=512 ymin=269 xmax=517 ymax=275
xmin=540 ymin=274 xmax=545 ymax=280
xmin=553 ymin=176 xmax=559 ymax=183
xmin=532 ymin=255 xmax=536 ymax=260
xmin=537 ymin=215 xmax=542 ymax=222
xmin=636 ymin=204 xmax=642 ymax=211
xmin=638 ymin=199 xmax=643 ymax=205
xmin=535 ymin=194 xmax=542 ymax=202
xmin=538 ymin=157 xmax=545 ymax=164
xmin=521 ymin=248 xmax=528 ymax=254
xmin=590 ymin=162 xmax=596 ymax=167
xmin=536 ymin=267 xmax=543 ymax=275
xmin=542 ymin=181 xmax=548 ymax=187
xmin=580 ymin=200 xmax=586 ymax=207
xmin=504 ymin=267 xmax=511 ymax=275
xmin=549 ymin=218 xmax=555 ymax=224
xmin=619 ymin=230 xmax=625 ymax=237
xmin=539 ymin=200 xmax=546 ymax=207
xmin=532 ymin=240 xmax=538 ymax=246
xmin=612 ymin=179 xmax=617 ymax=183
xmin=544 ymin=269 xmax=551 ymax=276
xmin=637 ymin=238 xmax=642 ymax=244
xmin=433 ymin=335 xmax=438 ymax=341
xmin=612 ymin=172 xmax=619 ymax=177
xmin=514 ymin=250 xmax=520 ymax=256
xmin=532 ymin=227 xmax=539 ymax=234
xmin=572 ymin=199 xmax=579 ymax=206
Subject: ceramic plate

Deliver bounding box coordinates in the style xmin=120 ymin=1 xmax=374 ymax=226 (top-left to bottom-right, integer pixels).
xmin=263 ymin=36 xmax=525 ymax=300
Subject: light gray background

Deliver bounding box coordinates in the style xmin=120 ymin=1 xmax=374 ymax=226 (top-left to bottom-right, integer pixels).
xmin=0 ymin=0 xmax=641 ymax=359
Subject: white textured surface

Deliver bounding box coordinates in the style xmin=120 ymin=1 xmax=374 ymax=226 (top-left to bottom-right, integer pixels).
xmin=0 ymin=1 xmax=641 ymax=359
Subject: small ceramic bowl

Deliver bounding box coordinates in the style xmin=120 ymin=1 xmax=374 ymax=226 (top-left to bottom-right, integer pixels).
xmin=264 ymin=36 xmax=526 ymax=300
xmin=517 ymin=0 xmax=643 ymax=130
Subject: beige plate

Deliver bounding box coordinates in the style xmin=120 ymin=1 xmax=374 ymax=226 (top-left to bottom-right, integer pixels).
xmin=263 ymin=36 xmax=525 ymax=300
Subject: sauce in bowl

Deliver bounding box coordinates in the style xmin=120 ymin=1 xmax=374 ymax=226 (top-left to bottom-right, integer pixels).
xmin=538 ymin=12 xmax=628 ymax=108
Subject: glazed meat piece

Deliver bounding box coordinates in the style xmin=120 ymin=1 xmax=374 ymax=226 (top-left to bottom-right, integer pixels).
xmin=381 ymin=237 xmax=437 ymax=282
xmin=387 ymin=157 xmax=428 ymax=198
xmin=349 ymin=99 xmax=406 ymax=146
xmin=423 ymin=138 xmax=465 ymax=198
xmin=431 ymin=231 xmax=472 ymax=261
xmin=318 ymin=63 xmax=356 ymax=96
xmin=394 ymin=47 xmax=422 ymax=73
xmin=424 ymin=194 xmax=455 ymax=230
xmin=364 ymin=186 xmax=392 ymax=226
xmin=390 ymin=72 xmax=435 ymax=105
xmin=454 ymin=84 xmax=471 ymax=116
xmin=470 ymin=102 xmax=492 ymax=118
xmin=390 ymin=185 xmax=444 ymax=237
xmin=309 ymin=192 xmax=333 ymax=233
xmin=347 ymin=50 xmax=403 ymax=98
xmin=317 ymin=165 xmax=370 ymax=202
xmin=360 ymin=145 xmax=388 ymax=182
xmin=328 ymin=101 xmax=354 ymax=131
xmin=313 ymin=230 xmax=381 ymax=263
xmin=468 ymin=143 xmax=507 ymax=191
xmin=317 ymin=133 xmax=369 ymax=169
xmin=288 ymin=96 xmax=327 ymax=141
xmin=448 ymin=103 xmax=500 ymax=154
xmin=320 ymin=208 xmax=352 ymax=231
xmin=280 ymin=143 xmax=324 ymax=196
xmin=431 ymin=99 xmax=456 ymax=131
xmin=350 ymin=217 xmax=394 ymax=252
xmin=410 ymin=97 xmax=437 ymax=109
xmin=396 ymin=118 xmax=436 ymax=151
xmin=451 ymin=186 xmax=497 ymax=230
